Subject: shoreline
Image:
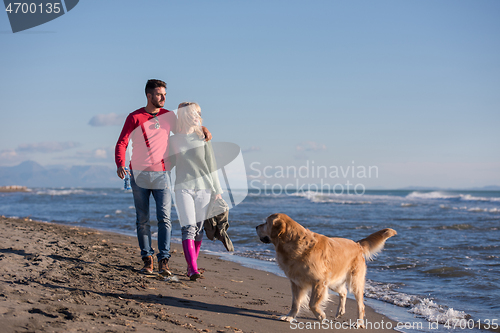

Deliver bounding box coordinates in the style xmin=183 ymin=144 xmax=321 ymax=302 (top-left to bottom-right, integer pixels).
xmin=0 ymin=216 xmax=400 ymax=332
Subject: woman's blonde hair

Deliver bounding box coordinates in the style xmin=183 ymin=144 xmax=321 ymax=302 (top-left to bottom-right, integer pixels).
xmin=177 ymin=102 xmax=204 ymax=138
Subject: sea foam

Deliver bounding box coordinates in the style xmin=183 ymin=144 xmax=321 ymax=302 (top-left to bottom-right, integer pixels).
xmin=407 ymin=191 xmax=500 ymax=203
xmin=35 ymin=189 xmax=90 ymax=196
xmin=365 ymin=280 xmax=470 ymax=324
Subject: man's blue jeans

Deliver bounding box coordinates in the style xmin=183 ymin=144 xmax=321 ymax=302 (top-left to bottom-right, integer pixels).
xmin=130 ymin=171 xmax=172 ymax=261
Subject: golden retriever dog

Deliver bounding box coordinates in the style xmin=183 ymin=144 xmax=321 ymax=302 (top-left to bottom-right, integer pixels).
xmin=256 ymin=213 xmax=397 ymax=328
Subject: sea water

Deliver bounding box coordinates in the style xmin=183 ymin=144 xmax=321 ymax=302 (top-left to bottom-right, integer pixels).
xmin=1 ymin=188 xmax=499 ymax=332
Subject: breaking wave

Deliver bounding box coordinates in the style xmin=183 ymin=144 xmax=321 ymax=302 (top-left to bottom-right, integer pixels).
xmin=35 ymin=189 xmax=93 ymax=196
xmin=365 ymin=280 xmax=470 ymax=324
xmin=407 ymin=191 xmax=500 ymax=203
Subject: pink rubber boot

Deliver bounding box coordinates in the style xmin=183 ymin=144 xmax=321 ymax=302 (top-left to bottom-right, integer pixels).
xmin=194 ymin=240 xmax=203 ymax=274
xmin=182 ymin=239 xmax=201 ymax=281
xmin=194 ymin=240 xmax=202 ymax=260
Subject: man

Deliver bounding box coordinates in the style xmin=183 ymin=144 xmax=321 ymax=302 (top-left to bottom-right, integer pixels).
xmin=115 ymin=79 xmax=211 ymax=275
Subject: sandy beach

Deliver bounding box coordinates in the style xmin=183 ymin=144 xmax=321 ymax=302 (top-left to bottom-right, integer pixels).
xmin=0 ymin=216 xmax=398 ymax=332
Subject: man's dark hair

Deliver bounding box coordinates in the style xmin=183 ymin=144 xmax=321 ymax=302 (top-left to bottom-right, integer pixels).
xmin=145 ymin=79 xmax=167 ymax=96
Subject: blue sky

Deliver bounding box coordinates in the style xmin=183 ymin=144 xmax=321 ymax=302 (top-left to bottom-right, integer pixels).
xmin=1 ymin=0 xmax=499 ymax=189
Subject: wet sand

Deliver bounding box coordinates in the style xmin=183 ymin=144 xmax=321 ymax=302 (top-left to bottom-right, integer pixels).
xmin=0 ymin=216 xmax=398 ymax=332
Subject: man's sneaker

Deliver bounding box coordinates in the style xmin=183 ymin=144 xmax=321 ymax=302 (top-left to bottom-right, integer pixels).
xmin=158 ymin=258 xmax=172 ymax=276
xmin=139 ymin=255 xmax=154 ymax=275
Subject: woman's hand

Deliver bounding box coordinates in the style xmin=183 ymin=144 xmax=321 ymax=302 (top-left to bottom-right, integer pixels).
xmin=215 ymin=194 xmax=222 ymax=200
xmin=202 ymin=126 xmax=212 ymax=141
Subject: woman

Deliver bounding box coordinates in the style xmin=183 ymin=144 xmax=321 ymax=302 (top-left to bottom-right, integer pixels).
xmin=169 ymin=102 xmax=223 ymax=281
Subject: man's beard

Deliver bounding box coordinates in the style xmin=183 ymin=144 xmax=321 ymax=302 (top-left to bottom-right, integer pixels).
xmin=152 ymin=100 xmax=164 ymax=108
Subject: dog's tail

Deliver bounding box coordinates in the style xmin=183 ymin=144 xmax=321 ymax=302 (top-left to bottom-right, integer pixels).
xmin=357 ymin=228 xmax=397 ymax=260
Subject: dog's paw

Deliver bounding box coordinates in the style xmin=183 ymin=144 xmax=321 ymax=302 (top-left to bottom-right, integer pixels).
xmin=355 ymin=319 xmax=366 ymax=329
xmin=317 ymin=313 xmax=326 ymax=322
xmin=279 ymin=315 xmax=296 ymax=323
xmin=335 ymin=309 xmax=345 ymax=319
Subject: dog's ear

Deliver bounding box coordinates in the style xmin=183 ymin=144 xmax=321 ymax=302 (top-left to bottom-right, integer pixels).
xmin=270 ymin=215 xmax=286 ymax=239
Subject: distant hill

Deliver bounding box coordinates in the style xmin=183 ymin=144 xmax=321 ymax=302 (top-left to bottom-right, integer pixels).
xmin=0 ymin=161 xmax=122 ymax=188
xmin=480 ymin=185 xmax=500 ymax=191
